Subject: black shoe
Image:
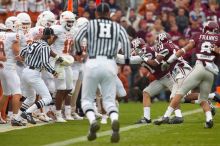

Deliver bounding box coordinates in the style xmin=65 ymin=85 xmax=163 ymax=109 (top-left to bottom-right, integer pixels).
xmin=213 ymin=92 xmax=220 ymax=102
xmin=21 ymin=112 xmax=36 ymax=124
xmin=154 ymin=117 xmax=169 ymax=125
xmin=135 ymin=117 xmax=151 ymax=124
xmin=11 ymin=119 xmax=26 ymax=126
xmin=205 ymin=120 xmax=213 ymax=128
xmin=87 ymin=120 xmax=100 ymax=141
xmin=111 ymin=120 xmax=120 ymax=143
xmin=208 ymin=100 xmax=216 ymax=116
xmin=169 ymin=116 xmax=184 ymax=124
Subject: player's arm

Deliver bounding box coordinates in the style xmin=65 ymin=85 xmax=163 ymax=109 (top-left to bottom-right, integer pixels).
xmin=211 ymin=45 xmax=220 ymax=54
xmin=74 ymin=23 xmax=88 ymax=55
xmin=0 ymin=44 xmax=6 ymax=62
xmin=12 ymin=39 xmax=20 ymax=57
xmin=167 ymin=40 xmax=195 ymax=64
xmin=116 ymin=54 xmax=142 ymax=64
xmin=119 ymin=26 xmax=131 ymax=64
xmin=142 ymin=55 xmax=164 ymax=67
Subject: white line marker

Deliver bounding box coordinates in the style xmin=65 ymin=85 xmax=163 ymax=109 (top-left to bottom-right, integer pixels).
xmin=43 ymin=108 xmax=203 ymax=146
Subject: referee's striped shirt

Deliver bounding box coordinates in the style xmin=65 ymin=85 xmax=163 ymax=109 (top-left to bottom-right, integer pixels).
xmin=75 ymin=19 xmax=130 ymax=61
xmin=20 ymin=40 xmax=55 ymax=74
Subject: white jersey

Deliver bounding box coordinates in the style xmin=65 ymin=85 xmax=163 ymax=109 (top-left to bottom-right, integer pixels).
xmin=18 ymin=31 xmax=27 ymax=49
xmin=29 ymin=26 xmax=44 ymax=41
xmin=51 ymin=25 xmax=74 ymax=55
xmin=3 ymin=32 xmax=20 ymax=69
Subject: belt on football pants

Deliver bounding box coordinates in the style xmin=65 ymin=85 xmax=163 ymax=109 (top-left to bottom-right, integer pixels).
xmin=89 ymin=56 xmax=114 ymax=59
xmin=28 ymin=66 xmax=42 ymax=72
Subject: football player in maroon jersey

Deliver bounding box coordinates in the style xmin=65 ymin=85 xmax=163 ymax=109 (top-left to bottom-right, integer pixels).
xmin=154 ymin=21 xmax=220 ymax=128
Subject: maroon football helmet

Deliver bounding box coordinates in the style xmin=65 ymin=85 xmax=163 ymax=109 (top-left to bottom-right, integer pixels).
xmin=156 ymin=32 xmax=171 ymax=44
xmin=203 ymin=21 xmax=219 ymax=34
xmin=131 ymin=37 xmax=146 ymax=49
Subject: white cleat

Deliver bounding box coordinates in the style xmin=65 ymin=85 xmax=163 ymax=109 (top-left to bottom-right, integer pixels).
xmin=100 ymin=114 xmax=108 ymax=124
xmin=38 ymin=113 xmax=52 ymax=122
xmin=56 ymin=116 xmax=67 ymax=123
xmin=65 ymin=114 xmax=74 ymax=121
xmin=72 ymin=113 xmax=83 ymax=120
xmin=100 ymin=118 xmax=107 ymax=124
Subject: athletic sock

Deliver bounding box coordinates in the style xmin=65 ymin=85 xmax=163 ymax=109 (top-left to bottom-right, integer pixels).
xmin=86 ymin=111 xmax=96 ymax=124
xmin=109 ymin=112 xmax=118 ymax=123
xmin=144 ymin=107 xmax=150 ymax=120
xmin=26 ymin=104 xmax=38 ymax=114
xmin=174 ymin=109 xmax=182 ymax=117
xmin=205 ymin=111 xmax=212 ymax=122
xmin=164 ymin=106 xmax=174 ymax=118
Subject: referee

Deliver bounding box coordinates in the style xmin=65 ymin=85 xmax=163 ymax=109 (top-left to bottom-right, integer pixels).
xmin=75 ymin=3 xmax=130 ymax=143
xmin=12 ymin=28 xmax=58 ymax=125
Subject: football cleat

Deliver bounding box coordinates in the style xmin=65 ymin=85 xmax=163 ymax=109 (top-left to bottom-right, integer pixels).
xmin=213 ymin=92 xmax=220 ymax=103
xmin=38 ymin=113 xmax=51 ymax=122
xmin=111 ymin=120 xmax=120 ymax=143
xmin=205 ymin=120 xmax=213 ymax=128
xmin=65 ymin=114 xmax=74 ymax=121
xmin=135 ymin=117 xmax=151 ymax=124
xmin=87 ymin=120 xmax=100 ymax=141
xmin=169 ymin=116 xmax=184 ymax=124
xmin=153 ymin=117 xmax=169 ymax=125
xmin=56 ymin=116 xmax=67 ymax=123
xmin=0 ymin=116 xmax=7 ymax=124
xmin=208 ymin=100 xmax=216 ymax=116
xmin=21 ymin=112 xmax=36 ymax=124
xmin=72 ymin=113 xmax=83 ymax=120
xmin=11 ymin=119 xmax=26 ymax=126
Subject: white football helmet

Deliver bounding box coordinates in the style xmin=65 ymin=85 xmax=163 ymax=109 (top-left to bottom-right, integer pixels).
xmin=5 ymin=16 xmax=22 ymax=32
xmin=60 ymin=11 xmax=76 ymax=31
xmin=37 ymin=11 xmax=55 ymax=27
xmin=17 ymin=12 xmax=31 ymax=33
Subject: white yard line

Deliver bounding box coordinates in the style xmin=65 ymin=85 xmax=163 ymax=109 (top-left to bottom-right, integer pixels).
xmin=43 ymin=108 xmax=203 ymax=146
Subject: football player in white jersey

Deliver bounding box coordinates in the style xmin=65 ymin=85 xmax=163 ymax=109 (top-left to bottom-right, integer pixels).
xmin=51 ymin=11 xmax=76 ymax=122
xmin=16 ymin=12 xmax=32 ymax=78
xmin=70 ymin=17 xmax=89 ymax=120
xmin=29 ymin=11 xmax=55 ymax=41
xmin=0 ymin=24 xmax=7 ymax=123
xmin=0 ymin=17 xmax=23 ymax=125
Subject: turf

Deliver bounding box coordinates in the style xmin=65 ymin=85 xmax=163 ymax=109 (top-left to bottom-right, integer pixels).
xmin=0 ymin=102 xmax=219 ymax=146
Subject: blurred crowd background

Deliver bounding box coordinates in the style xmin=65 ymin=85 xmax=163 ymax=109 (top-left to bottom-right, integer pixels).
xmin=0 ymin=0 xmax=220 ymax=102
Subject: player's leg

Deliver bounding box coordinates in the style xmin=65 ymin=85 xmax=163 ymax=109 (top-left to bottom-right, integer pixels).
xmin=154 ymin=64 xmax=204 ymax=125
xmin=12 ymin=70 xmax=36 ymax=126
xmin=22 ymin=75 xmax=53 ymax=124
xmin=135 ymin=80 xmax=164 ymax=124
xmin=7 ymin=70 xmax=22 ymax=117
xmin=64 ymin=66 xmax=74 ymax=120
xmin=100 ymin=61 xmax=119 ymax=143
xmin=82 ymin=65 xmax=100 ymax=141
xmin=199 ymin=70 xmax=214 ymax=128
xmin=71 ymin=64 xmax=83 ymax=119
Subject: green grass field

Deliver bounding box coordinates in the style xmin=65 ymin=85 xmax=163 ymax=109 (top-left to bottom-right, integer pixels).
xmin=0 ymin=102 xmax=219 ymax=146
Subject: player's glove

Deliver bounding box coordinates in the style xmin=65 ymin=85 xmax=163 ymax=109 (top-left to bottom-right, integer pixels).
xmin=56 ymin=57 xmax=64 ymax=63
xmin=52 ymin=71 xmax=58 ymax=78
